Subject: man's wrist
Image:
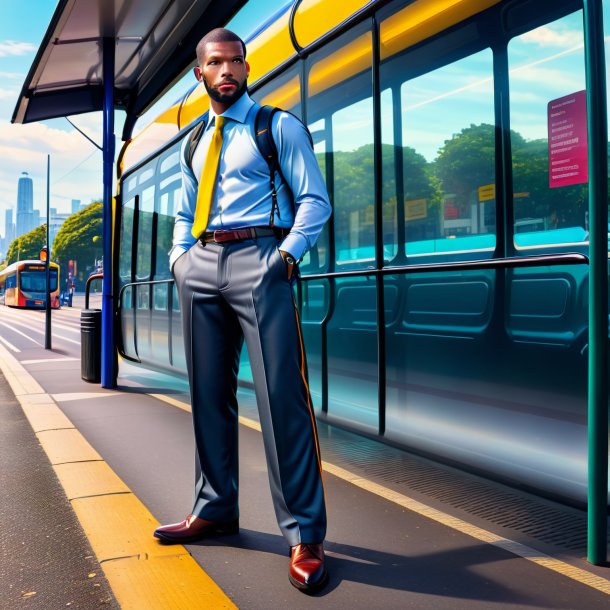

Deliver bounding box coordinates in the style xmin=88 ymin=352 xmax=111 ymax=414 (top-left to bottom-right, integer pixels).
xmin=279 ymin=250 xmax=296 ymax=265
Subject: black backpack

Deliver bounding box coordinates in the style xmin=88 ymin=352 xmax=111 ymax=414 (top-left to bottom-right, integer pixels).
xmin=186 ymin=105 xmax=311 ymax=226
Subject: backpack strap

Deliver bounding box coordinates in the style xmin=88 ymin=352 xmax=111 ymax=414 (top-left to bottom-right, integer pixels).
xmin=254 ymin=105 xmax=314 ymax=226
xmin=255 ymin=105 xmax=283 ymax=226
xmin=186 ymin=111 xmax=209 ymax=169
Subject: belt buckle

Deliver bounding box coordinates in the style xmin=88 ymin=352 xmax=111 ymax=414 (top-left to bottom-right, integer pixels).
xmin=213 ymin=230 xmax=227 ymax=243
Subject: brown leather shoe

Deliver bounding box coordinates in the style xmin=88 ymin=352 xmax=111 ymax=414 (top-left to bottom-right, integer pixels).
xmin=289 ymin=543 xmax=328 ymax=593
xmin=153 ymin=514 xmax=239 ymax=544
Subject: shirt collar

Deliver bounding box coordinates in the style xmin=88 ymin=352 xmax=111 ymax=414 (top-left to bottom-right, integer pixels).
xmin=208 ymin=91 xmax=255 ymax=126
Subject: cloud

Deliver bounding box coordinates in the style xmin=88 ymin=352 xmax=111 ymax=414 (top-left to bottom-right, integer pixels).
xmin=0 ymin=88 xmax=20 ymax=100
xmin=0 ymin=40 xmax=37 ymax=57
xmin=0 ymin=71 xmax=24 ymax=80
xmin=0 ymin=121 xmax=104 ymax=231
xmin=521 ymin=26 xmax=583 ymax=49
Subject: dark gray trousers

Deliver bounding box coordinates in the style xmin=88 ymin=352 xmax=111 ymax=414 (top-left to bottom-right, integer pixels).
xmin=173 ymin=235 xmax=326 ymax=546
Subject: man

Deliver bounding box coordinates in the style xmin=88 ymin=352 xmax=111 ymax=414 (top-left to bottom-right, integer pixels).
xmin=153 ymin=28 xmax=332 ymax=593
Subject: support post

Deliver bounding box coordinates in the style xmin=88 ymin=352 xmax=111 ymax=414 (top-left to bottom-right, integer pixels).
xmin=101 ymin=37 xmax=117 ymax=388
xmin=583 ymin=0 xmax=608 ymax=566
xmin=45 ymin=154 xmax=51 ymax=350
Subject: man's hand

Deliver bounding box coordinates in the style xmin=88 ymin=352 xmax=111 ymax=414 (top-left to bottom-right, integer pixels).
xmin=279 ymin=250 xmax=296 ymax=279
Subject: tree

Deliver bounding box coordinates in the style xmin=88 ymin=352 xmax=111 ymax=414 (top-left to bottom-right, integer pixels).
xmin=6 ymin=224 xmax=47 ymax=264
xmin=435 ymin=123 xmax=502 ymax=204
xmin=512 ymin=138 xmax=587 ymax=227
xmin=53 ymin=201 xmax=103 ymax=288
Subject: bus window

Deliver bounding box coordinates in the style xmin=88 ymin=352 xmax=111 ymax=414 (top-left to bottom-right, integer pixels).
xmin=306 ymin=23 xmax=374 ymax=268
xmin=251 ymin=65 xmax=302 ymax=117
xmin=21 ymin=270 xmax=58 ymax=292
xmin=136 ymin=184 xmax=156 ymax=279
xmin=382 ymin=46 xmax=495 ymax=258
xmin=508 ymin=10 xmax=587 ymax=250
xmin=299 ymin=117 xmax=330 ymax=273
xmin=120 ymin=196 xmax=136 ymax=282
xmin=156 ymin=144 xmax=182 ymax=280
xmin=253 ymin=65 xmax=331 ymax=273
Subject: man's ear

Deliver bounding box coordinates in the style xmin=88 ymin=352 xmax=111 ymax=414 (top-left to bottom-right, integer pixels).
xmin=193 ymin=66 xmax=203 ymax=82
xmin=245 ymin=61 xmax=250 ymax=77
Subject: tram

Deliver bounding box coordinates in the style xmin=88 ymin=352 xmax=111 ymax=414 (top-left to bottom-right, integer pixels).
xmin=0 ymin=260 xmax=60 ymax=309
xmin=114 ymin=0 xmax=609 ymax=507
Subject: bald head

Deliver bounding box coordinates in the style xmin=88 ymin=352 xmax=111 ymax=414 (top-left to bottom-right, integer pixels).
xmin=196 ymin=28 xmax=246 ymax=64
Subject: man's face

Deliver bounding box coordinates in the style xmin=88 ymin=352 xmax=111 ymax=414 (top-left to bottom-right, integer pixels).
xmin=194 ymin=41 xmax=249 ymax=108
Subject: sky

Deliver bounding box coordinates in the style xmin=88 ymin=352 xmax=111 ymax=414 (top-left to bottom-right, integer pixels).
xmin=0 ymin=0 xmax=288 ymax=239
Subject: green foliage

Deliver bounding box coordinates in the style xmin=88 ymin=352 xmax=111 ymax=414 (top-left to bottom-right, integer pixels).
xmin=6 ymin=224 xmax=47 ymax=264
xmin=53 ymin=201 xmax=103 ymax=286
xmin=512 ymin=137 xmax=587 ymax=226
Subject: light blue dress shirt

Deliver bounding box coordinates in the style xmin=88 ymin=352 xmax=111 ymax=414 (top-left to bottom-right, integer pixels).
xmin=170 ymin=92 xmax=331 ymax=269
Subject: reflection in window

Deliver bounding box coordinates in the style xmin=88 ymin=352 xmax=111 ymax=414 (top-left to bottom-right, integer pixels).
xmin=508 ymin=11 xmax=587 ymax=250
xmin=136 ymin=185 xmax=155 ymax=279
xmin=137 ymin=284 xmax=149 ymax=310
xmin=122 ymin=285 xmax=132 ymax=309
xmin=153 ymin=283 xmax=168 ymax=311
xmin=307 ymin=25 xmax=374 ymax=266
xmin=400 ymin=50 xmax=495 ymax=256
xmin=300 ymin=118 xmax=329 ymax=273
xmin=120 ymin=197 xmax=135 ymax=281
xmin=252 ymin=66 xmax=302 ymax=117
xmin=172 ymin=284 xmax=180 ymax=312
xmin=156 ymin=143 xmax=182 ymax=280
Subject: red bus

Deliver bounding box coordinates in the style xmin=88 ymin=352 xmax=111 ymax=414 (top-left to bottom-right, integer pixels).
xmin=0 ymin=260 xmax=60 ymax=309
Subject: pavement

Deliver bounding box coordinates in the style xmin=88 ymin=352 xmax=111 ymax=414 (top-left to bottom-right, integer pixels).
xmin=0 ymin=300 xmax=609 ymax=609
xmin=0 ymin=369 xmax=119 ymax=609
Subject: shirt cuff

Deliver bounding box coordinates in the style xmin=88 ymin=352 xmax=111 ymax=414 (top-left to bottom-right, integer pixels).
xmin=279 ymin=233 xmax=308 ymax=262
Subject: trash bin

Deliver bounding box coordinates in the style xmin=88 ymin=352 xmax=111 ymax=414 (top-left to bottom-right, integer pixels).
xmin=81 ymin=308 xmax=101 ymax=383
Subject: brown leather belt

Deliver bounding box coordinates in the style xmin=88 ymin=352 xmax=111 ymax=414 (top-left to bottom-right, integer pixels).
xmin=199 ymin=227 xmax=288 ymax=244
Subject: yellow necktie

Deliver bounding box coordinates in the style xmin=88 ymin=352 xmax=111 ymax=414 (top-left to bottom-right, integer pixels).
xmin=192 ymin=115 xmax=225 ymax=238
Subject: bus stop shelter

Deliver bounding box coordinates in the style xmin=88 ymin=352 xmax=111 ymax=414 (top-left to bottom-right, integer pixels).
xmin=11 ymin=0 xmax=248 ymax=389
xmin=11 ymin=0 xmax=608 ymax=566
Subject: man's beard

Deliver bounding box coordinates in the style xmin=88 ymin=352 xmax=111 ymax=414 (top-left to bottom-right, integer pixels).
xmin=203 ymin=77 xmax=248 ymax=104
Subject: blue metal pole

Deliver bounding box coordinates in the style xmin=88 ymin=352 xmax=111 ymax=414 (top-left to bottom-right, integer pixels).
xmin=101 ymin=37 xmax=117 ymax=388
xmin=45 ymin=154 xmax=51 ymax=350
xmin=583 ymin=0 xmax=608 ymax=566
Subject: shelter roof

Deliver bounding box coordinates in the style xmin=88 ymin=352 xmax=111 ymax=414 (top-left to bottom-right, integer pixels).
xmin=12 ymin=0 xmax=247 ymax=134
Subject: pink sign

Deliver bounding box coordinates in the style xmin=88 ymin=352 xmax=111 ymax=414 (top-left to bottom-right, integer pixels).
xmin=548 ymin=90 xmax=588 ymax=188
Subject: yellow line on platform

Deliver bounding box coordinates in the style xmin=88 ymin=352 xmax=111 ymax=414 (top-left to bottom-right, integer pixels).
xmin=150 ymin=391 xmax=610 ymax=597
xmin=0 ymin=344 xmax=237 ymax=610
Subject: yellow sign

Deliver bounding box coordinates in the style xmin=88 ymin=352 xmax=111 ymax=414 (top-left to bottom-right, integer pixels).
xmin=478 ymin=184 xmax=495 ymax=202
xmin=405 ymin=198 xmax=427 ymax=221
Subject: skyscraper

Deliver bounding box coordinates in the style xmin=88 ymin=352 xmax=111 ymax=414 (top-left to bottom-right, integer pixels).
xmin=71 ymin=199 xmax=81 ymax=214
xmin=5 ymin=208 xmax=15 ymax=243
xmin=16 ymin=172 xmax=34 ymax=237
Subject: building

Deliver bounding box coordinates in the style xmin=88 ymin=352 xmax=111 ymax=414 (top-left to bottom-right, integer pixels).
xmin=71 ymin=199 xmax=81 ymax=214
xmin=15 ymin=172 xmax=35 ymax=238
xmin=5 ymin=208 xmax=15 ymax=243
xmin=1 ymin=208 xmax=15 ymax=260
xmin=41 ymin=207 xmax=70 ymax=249
xmin=50 ymin=208 xmax=69 ymax=247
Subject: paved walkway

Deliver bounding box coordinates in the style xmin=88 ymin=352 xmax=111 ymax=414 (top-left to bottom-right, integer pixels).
xmin=0 ymin=303 xmax=609 ymax=609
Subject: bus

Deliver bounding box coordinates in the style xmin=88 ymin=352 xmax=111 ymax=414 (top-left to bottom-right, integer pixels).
xmin=0 ymin=260 xmax=60 ymax=309
xmin=114 ymin=0 xmax=609 ymax=508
